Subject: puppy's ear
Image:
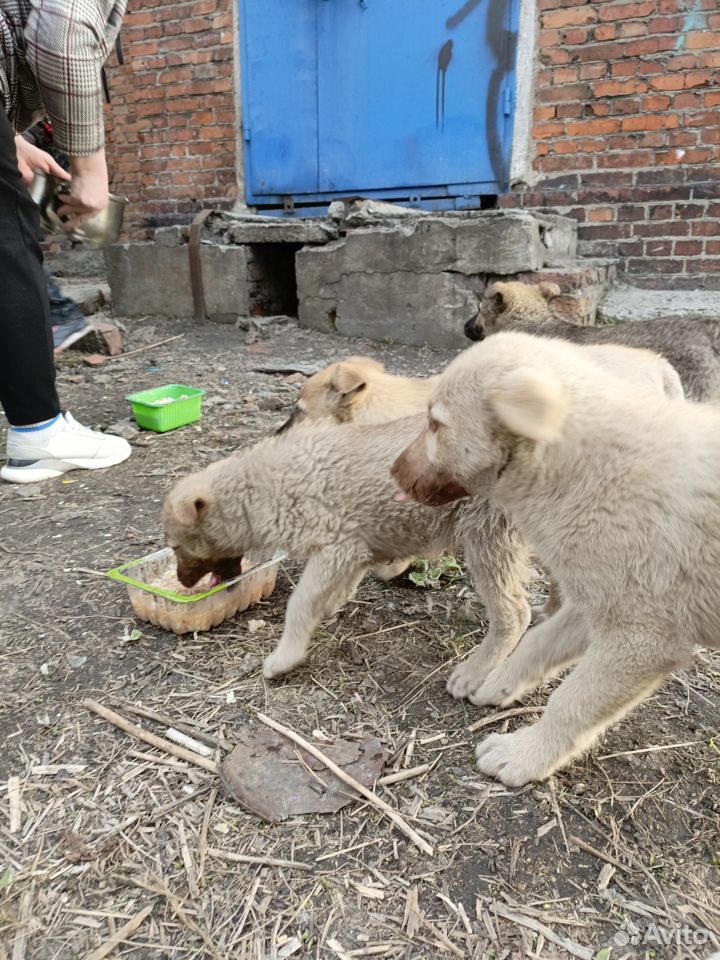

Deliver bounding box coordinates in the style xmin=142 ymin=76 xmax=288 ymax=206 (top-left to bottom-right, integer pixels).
xmin=487 ymin=282 xmax=510 ymax=310
xmin=330 ymin=363 xmax=368 ymax=398
xmin=171 ymin=488 xmax=210 ymax=528
xmin=538 ymin=281 xmax=561 ymax=302
xmin=490 ymin=367 xmax=568 ymax=443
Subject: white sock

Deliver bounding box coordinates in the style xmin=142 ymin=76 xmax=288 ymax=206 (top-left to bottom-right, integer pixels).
xmin=9 ymin=413 xmax=65 ymax=436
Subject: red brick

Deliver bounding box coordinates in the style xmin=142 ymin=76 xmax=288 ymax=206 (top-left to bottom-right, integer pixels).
xmin=642 ymin=94 xmax=671 ymax=110
xmin=685 ymin=31 xmax=720 ymax=50
xmin=645 ymin=240 xmax=674 ymax=256
xmin=626 ymin=35 xmax=676 ymax=56
xmin=621 ymin=114 xmax=679 ymax=131
xmin=674 ymin=240 xmax=704 ymax=255
xmin=706 ymin=91 xmax=720 ymax=106
xmin=618 ymin=21 xmax=648 ymax=37
xmin=566 ymin=118 xmax=622 ymax=135
xmin=593 ymin=24 xmax=617 ymax=40
xmin=595 ymin=78 xmax=648 ymax=96
xmin=649 ymin=75 xmax=686 ymax=91
xmin=553 ymin=66 xmax=579 ymax=83
xmin=562 ymin=27 xmax=588 ymax=44
xmin=588 ymin=207 xmax=616 ymax=222
xmin=543 ymin=6 xmax=598 ymax=27
xmin=597 ymin=0 xmax=655 ymax=21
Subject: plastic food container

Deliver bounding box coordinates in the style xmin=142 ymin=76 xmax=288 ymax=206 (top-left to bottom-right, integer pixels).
xmin=107 ymin=547 xmax=286 ymax=634
xmin=125 ymin=384 xmax=205 ymax=433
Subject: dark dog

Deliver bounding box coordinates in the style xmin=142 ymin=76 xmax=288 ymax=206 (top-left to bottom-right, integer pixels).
xmin=465 ymin=281 xmax=720 ymax=403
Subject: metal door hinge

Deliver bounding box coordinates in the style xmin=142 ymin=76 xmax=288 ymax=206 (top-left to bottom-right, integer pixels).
xmin=242 ymin=125 xmax=251 ymax=142
xmin=503 ymin=86 xmax=513 ymax=116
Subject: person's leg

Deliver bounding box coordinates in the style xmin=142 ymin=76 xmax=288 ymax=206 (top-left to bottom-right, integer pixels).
xmin=0 ymin=107 xmax=60 ymax=425
xmin=0 ymin=107 xmax=131 ymax=483
xmin=44 ymin=267 xmax=91 ymax=352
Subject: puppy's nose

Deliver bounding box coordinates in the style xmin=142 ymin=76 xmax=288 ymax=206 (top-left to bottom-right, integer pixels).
xmin=463 ymin=316 xmax=485 ymax=341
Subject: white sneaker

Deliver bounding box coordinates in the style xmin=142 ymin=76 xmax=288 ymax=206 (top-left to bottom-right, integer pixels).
xmin=1 ymin=412 xmax=132 ymax=484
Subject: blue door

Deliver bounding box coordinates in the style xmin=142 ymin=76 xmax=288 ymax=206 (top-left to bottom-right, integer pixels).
xmin=239 ymin=0 xmax=519 ymax=210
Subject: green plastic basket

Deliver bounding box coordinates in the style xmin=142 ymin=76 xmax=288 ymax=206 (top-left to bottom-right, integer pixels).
xmin=126 ymin=384 xmax=205 ymax=433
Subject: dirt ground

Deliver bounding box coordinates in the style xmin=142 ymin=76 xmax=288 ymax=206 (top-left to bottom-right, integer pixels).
xmin=0 ymin=314 xmax=718 ymax=960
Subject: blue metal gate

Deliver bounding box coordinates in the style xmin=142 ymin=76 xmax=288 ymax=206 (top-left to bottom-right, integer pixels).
xmin=239 ymin=0 xmax=519 ymax=211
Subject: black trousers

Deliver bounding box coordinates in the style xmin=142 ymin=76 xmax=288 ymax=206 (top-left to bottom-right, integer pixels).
xmin=0 ymin=107 xmax=60 ymax=426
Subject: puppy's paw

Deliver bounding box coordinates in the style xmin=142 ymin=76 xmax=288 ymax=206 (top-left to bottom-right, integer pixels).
xmin=475 ymin=728 xmax=552 ymax=787
xmin=446 ymin=649 xmax=501 ymax=700
xmin=262 ymin=648 xmax=304 ymax=680
xmin=469 ymin=664 xmax=522 ymax=707
xmin=370 ymin=558 xmax=412 ymax=582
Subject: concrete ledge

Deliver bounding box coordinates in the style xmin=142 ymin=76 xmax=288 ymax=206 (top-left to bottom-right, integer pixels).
xmin=599 ymin=286 xmax=720 ymax=324
xmin=105 ymin=242 xmax=248 ymax=321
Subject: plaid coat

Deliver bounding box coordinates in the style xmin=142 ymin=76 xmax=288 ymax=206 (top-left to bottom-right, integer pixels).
xmin=0 ymin=0 xmax=126 ymax=155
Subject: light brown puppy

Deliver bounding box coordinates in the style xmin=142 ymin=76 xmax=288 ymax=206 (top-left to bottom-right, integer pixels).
xmin=393 ymin=333 xmax=715 ymax=786
xmin=275 ymin=355 xmax=539 ymax=690
xmin=278 ymin=356 xmax=438 ymax=432
xmin=164 ymin=417 xmax=469 ymax=680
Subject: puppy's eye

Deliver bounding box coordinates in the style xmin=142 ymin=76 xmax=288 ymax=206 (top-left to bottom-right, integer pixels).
xmin=428 ymin=417 xmax=440 ymax=433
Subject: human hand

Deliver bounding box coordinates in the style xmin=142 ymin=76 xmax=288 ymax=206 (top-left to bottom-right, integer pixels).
xmin=14 ymin=136 xmax=71 ymax=187
xmin=57 ymin=150 xmax=109 ymax=229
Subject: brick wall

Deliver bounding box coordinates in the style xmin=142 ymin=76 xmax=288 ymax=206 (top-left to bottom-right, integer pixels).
xmin=501 ymin=0 xmax=720 ymax=289
xmin=104 ymin=0 xmax=239 ymax=238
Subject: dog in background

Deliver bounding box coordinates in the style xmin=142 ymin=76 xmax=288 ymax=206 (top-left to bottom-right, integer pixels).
xmin=464 ymin=280 xmax=720 ymax=403
xmin=278 ymin=356 xmax=438 ymax=432
xmin=392 ymin=333 xmax=715 ymax=785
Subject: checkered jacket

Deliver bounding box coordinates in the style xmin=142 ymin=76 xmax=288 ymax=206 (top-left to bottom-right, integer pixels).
xmin=0 ymin=0 xmax=126 ymax=155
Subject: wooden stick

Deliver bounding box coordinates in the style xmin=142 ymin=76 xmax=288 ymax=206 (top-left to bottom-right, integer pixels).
xmin=84 ymin=905 xmax=153 ymax=960
xmin=490 ymin=902 xmax=593 ymax=960
xmin=568 ymin=834 xmax=629 ymax=873
xmin=376 ymin=764 xmax=431 ymax=786
xmin=257 ymin=713 xmax=433 ymax=856
xmin=207 ymin=847 xmax=313 ymax=872
xmin=82 ymin=699 xmax=218 ymax=774
xmin=467 ymin=705 xmax=544 ymax=733
xmin=107 ymin=333 xmax=184 ymax=361
xmin=8 ymin=777 xmax=21 ymax=834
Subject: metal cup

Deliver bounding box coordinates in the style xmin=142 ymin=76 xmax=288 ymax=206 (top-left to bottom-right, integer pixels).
xmin=28 ymin=170 xmax=127 ymax=246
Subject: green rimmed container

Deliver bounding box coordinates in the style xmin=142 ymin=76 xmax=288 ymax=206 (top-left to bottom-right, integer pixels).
xmin=126 ymin=384 xmax=205 ymax=433
xmin=107 ymin=547 xmax=286 ymax=634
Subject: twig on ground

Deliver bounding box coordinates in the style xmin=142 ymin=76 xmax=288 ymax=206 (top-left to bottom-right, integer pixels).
xmin=7 ymin=777 xmax=21 ymax=834
xmin=490 ymin=901 xmax=593 ymax=960
xmin=82 ymin=699 xmax=218 ymax=774
xmin=377 ymin=764 xmax=432 ymax=786
xmin=208 ymin=847 xmax=313 ymax=872
xmin=467 ymin=706 xmax=544 ymax=734
xmin=107 ymin=333 xmax=184 ymax=361
xmin=84 ymin=905 xmax=153 ymax=960
xmin=257 ymin=712 xmax=434 ymax=856
xmin=597 ymin=739 xmax=703 ymax=760
xmin=568 ymin=834 xmax=629 ymax=873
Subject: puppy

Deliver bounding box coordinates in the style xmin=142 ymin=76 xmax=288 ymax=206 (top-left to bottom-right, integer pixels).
xmin=278 ymin=356 xmax=438 ymax=431
xmin=464 ymin=280 xmax=720 ymax=403
xmin=273 ymin=355 xmax=541 ymax=687
xmin=392 ymin=333 xmax=715 ymax=785
xmin=165 ymin=416 xmax=476 ymax=680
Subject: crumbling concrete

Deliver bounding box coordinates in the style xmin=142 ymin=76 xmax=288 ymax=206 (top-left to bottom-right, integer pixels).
xmin=599 ymin=286 xmax=720 ymax=324
xmin=295 ymin=211 xmax=580 ymax=347
xmin=105 ymin=242 xmax=249 ymax=321
xmin=206 ymin=211 xmax=338 ymax=245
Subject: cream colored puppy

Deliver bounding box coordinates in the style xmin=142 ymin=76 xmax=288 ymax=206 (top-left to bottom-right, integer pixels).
xmin=392 ymin=334 xmax=714 ymax=785
xmin=278 ymin=356 xmax=438 ymax=431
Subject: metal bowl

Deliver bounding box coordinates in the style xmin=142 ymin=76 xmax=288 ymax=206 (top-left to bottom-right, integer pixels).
xmin=28 ymin=170 xmax=127 ymax=247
